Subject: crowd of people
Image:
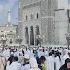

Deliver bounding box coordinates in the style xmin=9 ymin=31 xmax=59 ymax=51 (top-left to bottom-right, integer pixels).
xmin=0 ymin=46 xmax=70 ymax=70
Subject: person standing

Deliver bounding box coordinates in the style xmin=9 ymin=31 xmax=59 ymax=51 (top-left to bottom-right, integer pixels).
xmin=21 ymin=54 xmax=30 ymax=70
xmin=54 ymin=51 xmax=61 ymax=70
xmin=0 ymin=56 xmax=6 ymax=70
xmin=29 ymin=56 xmax=40 ymax=70
xmin=47 ymin=52 xmax=54 ymax=70
xmin=40 ymin=56 xmax=47 ymax=70
xmin=59 ymin=58 xmax=70 ymax=70
xmin=7 ymin=56 xmax=21 ymax=70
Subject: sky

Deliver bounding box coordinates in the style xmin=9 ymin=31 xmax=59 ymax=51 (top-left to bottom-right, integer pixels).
xmin=0 ymin=0 xmax=18 ymax=25
xmin=0 ymin=0 xmax=70 ymax=25
xmin=69 ymin=0 xmax=70 ymax=3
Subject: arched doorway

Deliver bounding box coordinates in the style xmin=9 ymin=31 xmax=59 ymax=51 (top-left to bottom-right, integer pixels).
xmin=30 ymin=26 xmax=34 ymax=45
xmin=35 ymin=25 xmax=40 ymax=45
xmin=25 ymin=27 xmax=29 ymax=44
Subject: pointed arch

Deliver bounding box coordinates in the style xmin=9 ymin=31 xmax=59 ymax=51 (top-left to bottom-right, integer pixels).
xmin=25 ymin=26 xmax=29 ymax=44
xmin=30 ymin=26 xmax=34 ymax=45
xmin=35 ymin=25 xmax=40 ymax=45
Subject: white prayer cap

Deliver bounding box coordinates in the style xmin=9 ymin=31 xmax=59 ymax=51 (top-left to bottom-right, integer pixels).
xmin=33 ymin=48 xmax=36 ymax=50
xmin=29 ymin=57 xmax=38 ymax=68
xmin=24 ymin=54 xmax=30 ymax=59
xmin=11 ymin=52 xmax=14 ymax=56
xmin=39 ymin=47 xmax=42 ymax=49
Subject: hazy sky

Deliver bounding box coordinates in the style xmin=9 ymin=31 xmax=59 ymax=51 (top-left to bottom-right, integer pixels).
xmin=0 ymin=0 xmax=70 ymax=25
xmin=0 ymin=0 xmax=18 ymax=25
xmin=69 ymin=0 xmax=70 ymax=3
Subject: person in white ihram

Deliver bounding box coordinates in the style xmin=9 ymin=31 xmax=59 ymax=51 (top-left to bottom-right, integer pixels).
xmin=29 ymin=56 xmax=40 ymax=70
xmin=7 ymin=56 xmax=21 ymax=70
xmin=21 ymin=53 xmax=30 ymax=70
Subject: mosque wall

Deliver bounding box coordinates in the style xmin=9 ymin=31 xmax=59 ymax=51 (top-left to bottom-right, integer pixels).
xmin=18 ymin=0 xmax=69 ymax=47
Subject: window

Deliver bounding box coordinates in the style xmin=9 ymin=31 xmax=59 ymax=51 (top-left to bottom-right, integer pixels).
xmin=36 ymin=25 xmax=40 ymax=35
xmin=67 ymin=9 xmax=69 ymax=18
xmin=1 ymin=34 xmax=4 ymax=37
xmin=26 ymin=15 xmax=28 ymax=21
xmin=25 ymin=27 xmax=29 ymax=44
xmin=69 ymin=18 xmax=70 ymax=23
xmin=10 ymin=39 xmax=13 ymax=44
xmin=35 ymin=25 xmax=40 ymax=46
xmin=10 ymin=31 xmax=12 ymax=32
xmin=37 ymin=13 xmax=39 ymax=19
xmin=31 ymin=14 xmax=33 ymax=19
xmin=30 ymin=26 xmax=34 ymax=45
xmin=1 ymin=31 xmax=3 ymax=32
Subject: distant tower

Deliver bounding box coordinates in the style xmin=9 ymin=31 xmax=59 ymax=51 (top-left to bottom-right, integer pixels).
xmin=8 ymin=9 xmax=11 ymax=24
xmin=6 ymin=8 xmax=12 ymax=26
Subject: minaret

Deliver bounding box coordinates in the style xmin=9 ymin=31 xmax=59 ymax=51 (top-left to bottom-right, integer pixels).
xmin=8 ymin=9 xmax=11 ymax=24
xmin=6 ymin=8 xmax=12 ymax=26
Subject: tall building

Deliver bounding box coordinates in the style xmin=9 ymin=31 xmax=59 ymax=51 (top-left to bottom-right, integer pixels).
xmin=18 ymin=0 xmax=69 ymax=47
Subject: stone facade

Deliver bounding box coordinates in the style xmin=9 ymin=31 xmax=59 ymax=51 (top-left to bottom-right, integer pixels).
xmin=18 ymin=0 xmax=69 ymax=47
xmin=18 ymin=0 xmax=55 ymax=46
xmin=54 ymin=9 xmax=68 ymax=45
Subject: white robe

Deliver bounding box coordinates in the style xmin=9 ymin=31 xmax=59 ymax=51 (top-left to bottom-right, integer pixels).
xmin=7 ymin=61 xmax=21 ymax=70
xmin=38 ymin=50 xmax=44 ymax=58
xmin=55 ymin=56 xmax=61 ymax=70
xmin=21 ymin=64 xmax=30 ymax=70
xmin=29 ymin=57 xmax=40 ymax=70
xmin=2 ymin=49 xmax=10 ymax=58
xmin=14 ymin=51 xmax=19 ymax=57
xmin=44 ymin=50 xmax=48 ymax=57
xmin=47 ymin=56 xmax=54 ymax=70
xmin=61 ymin=53 xmax=69 ymax=65
xmin=29 ymin=68 xmax=40 ymax=70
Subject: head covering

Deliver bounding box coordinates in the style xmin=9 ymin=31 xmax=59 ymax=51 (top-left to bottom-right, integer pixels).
xmin=65 ymin=58 xmax=70 ymax=64
xmin=24 ymin=54 xmax=30 ymax=59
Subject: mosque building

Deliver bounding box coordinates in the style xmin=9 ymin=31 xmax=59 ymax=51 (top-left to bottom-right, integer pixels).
xmin=18 ymin=0 xmax=70 ymax=47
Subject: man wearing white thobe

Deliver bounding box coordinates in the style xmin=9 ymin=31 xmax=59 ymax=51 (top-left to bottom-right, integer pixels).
xmin=47 ymin=55 xmax=54 ymax=70
xmin=55 ymin=56 xmax=61 ymax=70
xmin=29 ymin=56 xmax=40 ymax=70
xmin=61 ymin=49 xmax=69 ymax=65
xmin=7 ymin=56 xmax=21 ymax=70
